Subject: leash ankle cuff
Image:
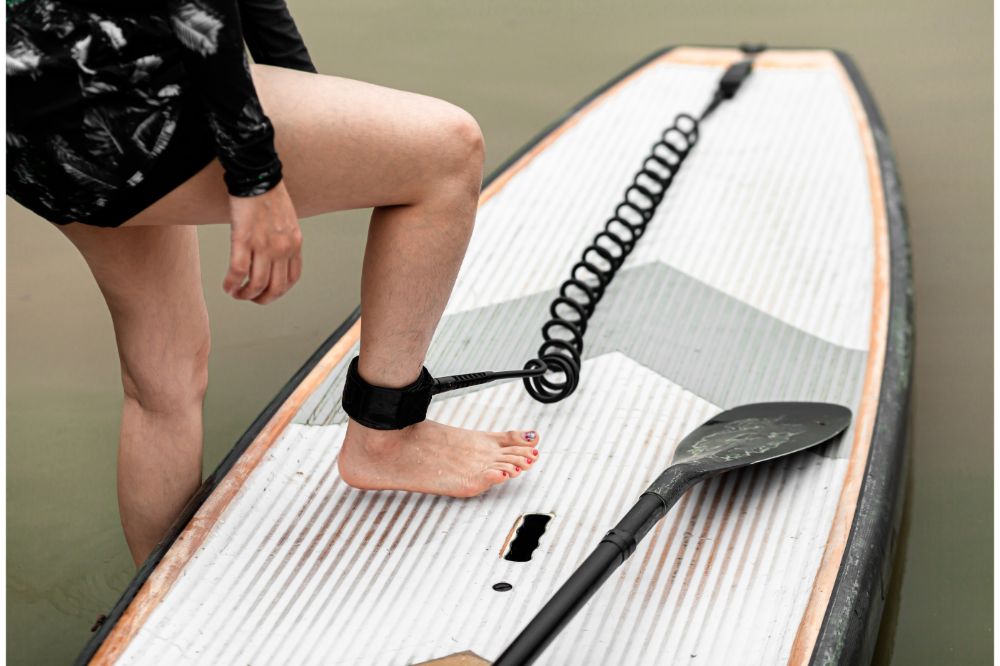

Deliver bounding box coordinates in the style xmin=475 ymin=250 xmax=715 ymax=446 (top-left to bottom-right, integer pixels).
xmin=341 ymin=356 xmax=434 ymax=430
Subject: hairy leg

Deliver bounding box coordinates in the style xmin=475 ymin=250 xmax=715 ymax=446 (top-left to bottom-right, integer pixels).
xmin=123 ymin=64 xmax=540 ymax=496
xmin=53 ymin=223 xmax=209 ymax=566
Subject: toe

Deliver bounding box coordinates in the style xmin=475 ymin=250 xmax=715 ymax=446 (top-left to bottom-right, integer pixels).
xmin=483 ymin=468 xmax=509 ymax=487
xmin=504 ymin=430 xmax=540 ymax=447
xmin=493 ymin=462 xmax=521 ymax=477
xmin=500 ymin=453 xmax=536 ymax=469
xmin=502 ymin=445 xmax=538 ymax=461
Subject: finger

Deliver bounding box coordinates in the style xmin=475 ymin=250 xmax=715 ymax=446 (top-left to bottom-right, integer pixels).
xmin=252 ymin=258 xmax=290 ymax=305
xmin=223 ymin=235 xmax=252 ymax=296
xmin=235 ymin=249 xmax=271 ymax=301
xmin=288 ymin=252 xmax=302 ymax=286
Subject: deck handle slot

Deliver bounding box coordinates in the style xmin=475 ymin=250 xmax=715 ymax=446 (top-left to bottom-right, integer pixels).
xmin=504 ymin=514 xmax=553 ymax=562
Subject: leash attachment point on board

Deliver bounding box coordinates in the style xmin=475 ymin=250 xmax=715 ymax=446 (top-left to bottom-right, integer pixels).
xmin=700 ymin=46 xmax=763 ymax=120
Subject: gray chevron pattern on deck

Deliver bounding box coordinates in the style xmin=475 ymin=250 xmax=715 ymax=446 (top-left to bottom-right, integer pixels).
xmin=296 ymin=262 xmax=866 ymax=458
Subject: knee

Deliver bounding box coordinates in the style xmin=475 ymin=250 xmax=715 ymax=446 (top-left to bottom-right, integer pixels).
xmin=121 ymin=333 xmax=211 ymax=413
xmin=433 ymin=104 xmax=486 ymax=196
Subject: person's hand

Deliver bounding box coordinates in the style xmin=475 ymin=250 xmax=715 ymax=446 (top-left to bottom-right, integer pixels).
xmin=223 ymin=180 xmax=303 ymax=305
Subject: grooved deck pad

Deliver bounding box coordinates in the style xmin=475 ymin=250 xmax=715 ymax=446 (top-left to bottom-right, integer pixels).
xmin=99 ymin=48 xmax=891 ymax=665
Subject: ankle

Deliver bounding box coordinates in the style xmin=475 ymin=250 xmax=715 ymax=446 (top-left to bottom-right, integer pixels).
xmin=344 ymin=417 xmax=414 ymax=455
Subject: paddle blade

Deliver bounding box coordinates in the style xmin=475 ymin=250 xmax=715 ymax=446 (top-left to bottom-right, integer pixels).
xmin=670 ymin=402 xmax=852 ymax=472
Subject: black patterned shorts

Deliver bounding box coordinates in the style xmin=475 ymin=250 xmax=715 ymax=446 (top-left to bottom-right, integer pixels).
xmin=7 ymin=1 xmax=217 ymax=227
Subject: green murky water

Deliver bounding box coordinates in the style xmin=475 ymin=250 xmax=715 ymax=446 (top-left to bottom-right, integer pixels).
xmin=7 ymin=1 xmax=992 ymax=663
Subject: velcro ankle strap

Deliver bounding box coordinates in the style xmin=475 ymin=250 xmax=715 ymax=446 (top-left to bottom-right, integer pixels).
xmin=341 ymin=356 xmax=434 ymax=430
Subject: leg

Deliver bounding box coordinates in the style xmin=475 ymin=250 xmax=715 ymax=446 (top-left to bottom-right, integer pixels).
xmin=54 ymin=223 xmax=210 ymax=566
xmin=122 ymin=64 xmax=540 ymax=496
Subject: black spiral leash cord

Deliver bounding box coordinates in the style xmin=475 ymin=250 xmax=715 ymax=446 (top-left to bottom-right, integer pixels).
xmin=342 ymin=47 xmax=763 ymax=430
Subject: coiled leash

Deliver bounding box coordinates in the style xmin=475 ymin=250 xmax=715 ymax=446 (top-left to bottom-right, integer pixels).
xmin=343 ymin=46 xmax=764 ymax=430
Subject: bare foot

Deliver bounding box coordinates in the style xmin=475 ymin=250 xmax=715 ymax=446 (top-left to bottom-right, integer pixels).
xmin=337 ymin=418 xmax=541 ymax=498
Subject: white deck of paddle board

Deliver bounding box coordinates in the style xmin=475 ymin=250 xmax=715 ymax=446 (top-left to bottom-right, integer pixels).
xmin=114 ymin=50 xmax=881 ymax=665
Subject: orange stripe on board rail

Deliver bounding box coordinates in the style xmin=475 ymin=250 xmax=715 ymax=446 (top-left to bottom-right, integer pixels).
xmin=785 ymin=51 xmax=891 ymax=664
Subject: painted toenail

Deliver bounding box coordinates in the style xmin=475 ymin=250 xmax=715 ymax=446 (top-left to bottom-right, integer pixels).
xmin=524 ymin=431 xmax=537 ymax=441
xmin=533 ymin=449 xmax=539 ymax=456
xmin=515 ymin=467 xmax=521 ymax=472
xmin=526 ymin=457 xmax=532 ymax=464
xmin=503 ymin=471 xmax=508 ymax=477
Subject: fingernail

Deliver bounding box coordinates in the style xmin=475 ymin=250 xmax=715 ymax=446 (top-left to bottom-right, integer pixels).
xmin=523 ymin=431 xmax=537 ymax=442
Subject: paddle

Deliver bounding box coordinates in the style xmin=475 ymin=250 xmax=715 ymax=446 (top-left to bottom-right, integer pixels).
xmin=491 ymin=401 xmax=852 ymax=666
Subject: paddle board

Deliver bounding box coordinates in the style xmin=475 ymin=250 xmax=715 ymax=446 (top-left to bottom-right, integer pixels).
xmin=77 ymin=45 xmax=912 ymax=666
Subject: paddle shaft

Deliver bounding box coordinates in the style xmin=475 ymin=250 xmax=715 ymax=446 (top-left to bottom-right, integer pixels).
xmin=493 ymin=467 xmax=692 ymax=666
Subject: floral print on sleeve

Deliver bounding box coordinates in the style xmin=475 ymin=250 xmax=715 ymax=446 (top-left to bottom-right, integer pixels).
xmin=166 ymin=0 xmax=283 ymax=197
